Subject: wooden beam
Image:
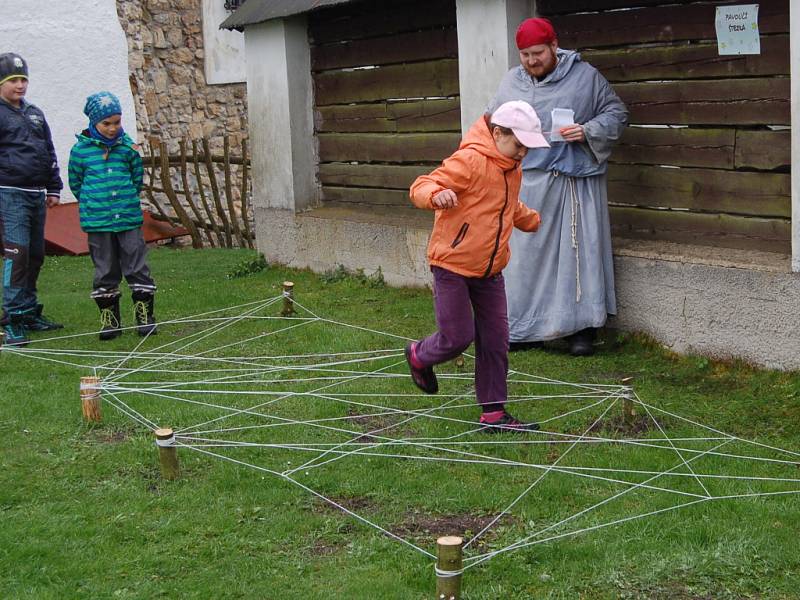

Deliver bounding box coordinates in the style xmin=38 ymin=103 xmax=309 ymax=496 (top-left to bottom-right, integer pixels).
xmin=551 ymin=0 xmax=788 ymax=49
xmin=317 ymin=98 xmax=461 ymax=133
xmin=608 ymin=164 xmax=790 ymax=217
xmin=610 ymin=206 xmax=790 ymax=254
xmin=586 ymin=35 xmax=789 ymax=83
xmin=314 ymin=59 xmax=459 ymax=106
xmin=319 ymin=163 xmax=430 ymax=189
xmin=616 ymin=78 xmax=790 ymax=126
xmin=311 ymin=27 xmax=457 ymax=71
xmin=318 ymin=132 xmax=460 ymax=163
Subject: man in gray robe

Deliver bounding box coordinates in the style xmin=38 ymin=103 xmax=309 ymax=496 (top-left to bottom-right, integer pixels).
xmin=488 ymin=17 xmax=627 ymax=356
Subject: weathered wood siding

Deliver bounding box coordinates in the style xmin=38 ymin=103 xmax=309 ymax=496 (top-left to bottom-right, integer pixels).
xmin=539 ymin=0 xmax=790 ymax=253
xmin=309 ymin=0 xmax=460 ymax=211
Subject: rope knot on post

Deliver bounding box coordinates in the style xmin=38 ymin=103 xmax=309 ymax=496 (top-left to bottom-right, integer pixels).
xmin=80 ymin=376 xmax=102 ymax=422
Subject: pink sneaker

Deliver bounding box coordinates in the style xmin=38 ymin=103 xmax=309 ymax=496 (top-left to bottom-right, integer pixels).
xmin=404 ymin=343 xmax=438 ymax=394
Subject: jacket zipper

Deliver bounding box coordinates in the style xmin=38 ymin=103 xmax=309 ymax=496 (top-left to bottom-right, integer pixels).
xmin=483 ymin=168 xmax=512 ymax=277
xmin=450 ymin=223 xmax=469 ymax=248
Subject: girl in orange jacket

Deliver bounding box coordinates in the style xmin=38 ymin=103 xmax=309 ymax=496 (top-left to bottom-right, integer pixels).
xmin=406 ymin=100 xmax=549 ymax=432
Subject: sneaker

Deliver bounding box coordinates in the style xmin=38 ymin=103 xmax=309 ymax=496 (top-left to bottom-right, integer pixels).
xmin=479 ymin=411 xmax=540 ymax=434
xmin=2 ymin=321 xmax=29 ymax=347
xmin=404 ymin=343 xmax=438 ymax=394
xmin=23 ymin=306 xmax=63 ymax=331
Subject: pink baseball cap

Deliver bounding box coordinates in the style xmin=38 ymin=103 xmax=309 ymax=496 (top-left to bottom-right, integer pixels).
xmin=490 ymin=100 xmax=549 ymax=149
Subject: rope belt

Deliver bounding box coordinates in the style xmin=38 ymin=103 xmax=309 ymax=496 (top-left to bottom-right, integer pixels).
xmin=553 ymin=171 xmax=582 ymax=303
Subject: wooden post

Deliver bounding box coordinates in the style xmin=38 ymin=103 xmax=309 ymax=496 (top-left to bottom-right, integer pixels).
xmin=80 ymin=376 xmax=102 ymax=422
xmin=223 ymin=135 xmax=246 ymax=248
xmin=435 ymin=535 xmax=463 ymax=600
xmin=281 ymin=281 xmax=295 ymax=316
xmin=240 ymin=138 xmax=254 ymax=249
xmin=622 ymin=387 xmax=636 ymax=426
xmin=192 ymin=139 xmax=226 ymax=248
xmin=202 ymin=137 xmax=232 ymax=247
xmin=154 ymin=428 xmax=180 ymax=480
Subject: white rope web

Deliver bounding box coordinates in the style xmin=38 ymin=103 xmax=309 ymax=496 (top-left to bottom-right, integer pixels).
xmin=5 ymin=292 xmax=800 ymax=573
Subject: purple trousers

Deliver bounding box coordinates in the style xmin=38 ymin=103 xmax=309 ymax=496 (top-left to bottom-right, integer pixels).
xmin=415 ymin=266 xmax=509 ymax=407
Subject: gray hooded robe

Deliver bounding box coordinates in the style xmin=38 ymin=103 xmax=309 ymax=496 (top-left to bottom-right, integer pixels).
xmin=488 ymin=49 xmax=628 ymax=342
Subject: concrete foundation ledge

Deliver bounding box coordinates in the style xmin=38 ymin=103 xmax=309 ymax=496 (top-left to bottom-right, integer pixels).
xmin=255 ymin=204 xmax=433 ymax=287
xmin=255 ymin=206 xmax=798 ymax=371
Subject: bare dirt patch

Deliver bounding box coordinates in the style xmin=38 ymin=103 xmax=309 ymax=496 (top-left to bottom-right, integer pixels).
xmin=392 ymin=510 xmax=519 ymax=545
xmin=346 ymin=407 xmax=417 ymax=439
xmin=86 ymin=428 xmax=131 ymax=444
xmin=311 ymin=495 xmax=378 ymax=515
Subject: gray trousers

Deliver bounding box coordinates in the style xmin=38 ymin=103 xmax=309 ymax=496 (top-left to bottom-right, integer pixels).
xmin=88 ymin=229 xmax=156 ymax=300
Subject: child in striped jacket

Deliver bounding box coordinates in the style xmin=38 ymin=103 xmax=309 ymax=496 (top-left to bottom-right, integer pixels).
xmin=68 ymin=91 xmax=156 ymax=340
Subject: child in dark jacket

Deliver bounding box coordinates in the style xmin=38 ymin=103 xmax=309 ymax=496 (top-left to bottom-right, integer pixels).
xmin=68 ymin=91 xmax=156 ymax=340
xmin=0 ymin=52 xmax=63 ymax=347
xmin=407 ymin=100 xmax=549 ymax=433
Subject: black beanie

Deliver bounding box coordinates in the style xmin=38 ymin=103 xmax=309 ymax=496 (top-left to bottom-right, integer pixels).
xmin=0 ymin=53 xmax=28 ymax=85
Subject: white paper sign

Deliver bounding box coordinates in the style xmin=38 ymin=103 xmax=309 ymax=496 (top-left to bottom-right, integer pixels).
xmin=549 ymin=108 xmax=575 ymax=142
xmin=715 ymin=4 xmax=760 ymax=55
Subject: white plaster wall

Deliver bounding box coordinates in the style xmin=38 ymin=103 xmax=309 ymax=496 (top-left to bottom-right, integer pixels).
xmin=0 ymin=0 xmax=137 ymax=203
xmin=456 ymin=0 xmax=516 ymax=132
xmin=202 ymin=0 xmax=247 ymax=85
xmin=245 ymin=17 xmax=316 ymax=214
xmin=455 ymin=0 xmax=533 ymax=133
xmin=791 ymin=0 xmax=800 ymax=272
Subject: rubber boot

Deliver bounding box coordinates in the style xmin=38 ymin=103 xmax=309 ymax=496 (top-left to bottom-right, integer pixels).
xmin=96 ymin=297 xmax=122 ymax=341
xmin=132 ymin=292 xmax=157 ymax=337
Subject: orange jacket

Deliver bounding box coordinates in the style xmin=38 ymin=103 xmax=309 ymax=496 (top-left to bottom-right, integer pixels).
xmin=409 ymin=115 xmax=541 ymax=278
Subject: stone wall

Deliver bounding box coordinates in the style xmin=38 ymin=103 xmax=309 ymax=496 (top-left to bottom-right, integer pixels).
xmin=116 ymin=0 xmax=248 ymax=153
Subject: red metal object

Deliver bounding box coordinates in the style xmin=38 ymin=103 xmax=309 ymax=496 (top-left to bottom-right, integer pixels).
xmin=44 ymin=202 xmax=188 ymax=256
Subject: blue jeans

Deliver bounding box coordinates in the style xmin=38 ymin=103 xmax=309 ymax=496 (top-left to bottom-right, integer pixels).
xmin=0 ymin=188 xmax=47 ymax=317
xmin=415 ymin=266 xmax=510 ymax=407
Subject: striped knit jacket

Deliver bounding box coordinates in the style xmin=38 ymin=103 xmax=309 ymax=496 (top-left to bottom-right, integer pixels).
xmin=68 ymin=132 xmax=144 ymax=232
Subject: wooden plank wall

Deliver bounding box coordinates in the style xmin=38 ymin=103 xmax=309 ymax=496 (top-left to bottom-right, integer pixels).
xmin=309 ymin=0 xmax=460 ymax=210
xmin=538 ymin=0 xmax=790 ymax=253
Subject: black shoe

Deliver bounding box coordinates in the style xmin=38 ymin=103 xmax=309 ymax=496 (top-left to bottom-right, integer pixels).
xmin=567 ymin=328 xmax=596 ymax=357
xmin=404 ymin=343 xmax=438 ymax=394
xmin=509 ymin=341 xmax=544 ymax=352
xmin=96 ymin=297 xmax=122 ymax=341
xmin=2 ymin=319 xmax=29 ymax=346
xmin=133 ymin=293 xmax=157 ymax=337
xmin=23 ymin=304 xmax=63 ymax=331
xmin=479 ymin=412 xmax=540 ymax=434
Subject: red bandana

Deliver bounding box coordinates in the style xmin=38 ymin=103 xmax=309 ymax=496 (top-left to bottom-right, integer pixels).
xmin=515 ymin=18 xmax=556 ymax=49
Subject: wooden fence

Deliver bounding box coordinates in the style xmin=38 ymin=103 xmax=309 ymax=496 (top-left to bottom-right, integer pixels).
xmin=540 ymin=0 xmax=791 ymax=253
xmin=142 ymin=135 xmax=254 ymax=249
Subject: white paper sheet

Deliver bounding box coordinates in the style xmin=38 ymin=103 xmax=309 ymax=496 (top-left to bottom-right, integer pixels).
xmin=549 ymin=108 xmax=575 ymax=142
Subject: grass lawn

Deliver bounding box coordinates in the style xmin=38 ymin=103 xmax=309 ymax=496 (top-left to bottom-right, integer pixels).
xmin=1 ymin=247 xmax=799 ymax=600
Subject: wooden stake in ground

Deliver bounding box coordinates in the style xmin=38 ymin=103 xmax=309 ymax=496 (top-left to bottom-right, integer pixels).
xmin=435 ymin=535 xmax=464 ymax=600
xmin=622 ymin=387 xmax=636 ymax=426
xmin=154 ymin=428 xmax=180 ymax=480
xmin=281 ymin=281 xmax=295 ymax=317
xmin=80 ymin=376 xmax=102 ymax=422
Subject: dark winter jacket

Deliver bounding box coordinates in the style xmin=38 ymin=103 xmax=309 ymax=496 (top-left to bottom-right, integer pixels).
xmin=0 ymin=98 xmax=62 ymax=195
xmin=68 ymin=131 xmax=144 ymax=232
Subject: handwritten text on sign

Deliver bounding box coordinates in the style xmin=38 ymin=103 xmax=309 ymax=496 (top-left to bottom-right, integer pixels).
xmin=715 ymin=4 xmax=760 ymax=55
